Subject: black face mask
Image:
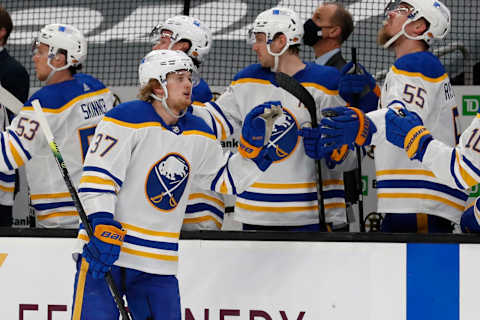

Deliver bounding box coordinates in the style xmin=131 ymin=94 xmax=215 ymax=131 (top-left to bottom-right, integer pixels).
xmin=303 ymin=19 xmax=323 ymax=46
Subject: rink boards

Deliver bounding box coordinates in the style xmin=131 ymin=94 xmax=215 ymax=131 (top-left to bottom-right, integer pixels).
xmin=0 ymin=237 xmax=479 ymax=320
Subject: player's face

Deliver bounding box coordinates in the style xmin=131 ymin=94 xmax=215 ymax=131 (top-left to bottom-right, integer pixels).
xmin=32 ymin=43 xmax=53 ymax=81
xmin=252 ymin=33 xmax=274 ymax=68
xmin=165 ymin=70 xmax=192 ymax=112
xmin=378 ymin=3 xmax=412 ymax=46
xmin=152 ymin=30 xmax=186 ymax=51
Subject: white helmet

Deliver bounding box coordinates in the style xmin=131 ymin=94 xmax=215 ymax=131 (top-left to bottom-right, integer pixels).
xmin=139 ymin=50 xmax=194 ymax=118
xmin=35 ymin=23 xmax=87 ymax=68
xmin=383 ymin=0 xmax=450 ymax=48
xmin=248 ymin=7 xmax=303 ymax=71
xmin=149 ymin=15 xmax=212 ymax=65
xmin=249 ymin=7 xmax=303 ymax=46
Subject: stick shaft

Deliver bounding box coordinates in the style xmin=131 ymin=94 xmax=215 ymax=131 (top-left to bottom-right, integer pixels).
xmin=31 ymin=99 xmax=132 ymax=320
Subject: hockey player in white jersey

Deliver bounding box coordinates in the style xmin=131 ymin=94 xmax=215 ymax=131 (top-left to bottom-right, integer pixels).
xmin=0 ymin=23 xmax=114 ymax=228
xmin=203 ymin=7 xmax=349 ymax=231
xmin=304 ymin=0 xmax=466 ymax=233
xmin=71 ymin=49 xmax=278 ymax=319
xmin=149 ymin=15 xmax=226 ymax=230
xmin=385 ymin=106 xmax=480 ymax=232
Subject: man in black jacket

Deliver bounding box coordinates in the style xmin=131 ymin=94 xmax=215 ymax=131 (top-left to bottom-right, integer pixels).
xmin=304 ymin=2 xmax=379 ymax=231
xmin=0 ymin=6 xmax=30 ymax=226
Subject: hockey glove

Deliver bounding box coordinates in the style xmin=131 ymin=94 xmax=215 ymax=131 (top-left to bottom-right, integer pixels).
xmin=460 ymin=198 xmax=480 ymax=233
xmin=385 ymin=107 xmax=433 ymax=161
xmin=320 ymin=106 xmax=376 ymax=149
xmin=239 ymin=101 xmax=282 ymax=159
xmin=82 ymin=217 xmax=126 ymax=279
xmin=339 ymin=62 xmax=379 ymax=113
xmin=298 ymin=126 xmax=339 ymax=160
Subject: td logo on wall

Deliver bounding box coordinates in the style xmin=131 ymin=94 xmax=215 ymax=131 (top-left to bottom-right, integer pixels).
xmin=462 ymin=95 xmax=480 ymax=116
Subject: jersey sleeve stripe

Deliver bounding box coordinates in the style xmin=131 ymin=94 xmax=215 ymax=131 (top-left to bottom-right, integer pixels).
xmin=80 ymin=175 xmax=116 ymax=187
xmin=185 ymin=203 xmax=224 ymax=220
xmin=208 ymin=112 xmax=219 ymax=139
xmin=250 ymin=182 xmax=317 ymax=189
xmin=376 ymin=169 xmax=436 ymax=177
xmin=33 ymin=201 xmax=75 ymax=210
xmin=120 ymin=246 xmax=178 ymax=262
xmin=124 ymin=234 xmax=178 ymax=251
xmin=376 ymin=180 xmax=468 ymax=201
xmin=182 ymin=130 xmax=216 ymax=140
xmin=8 ymin=130 xmax=31 ymax=160
xmin=235 ymin=201 xmax=318 ymax=213
xmin=183 ymin=216 xmax=222 ymax=229
xmin=238 ymin=191 xmax=317 ymax=202
xmin=378 ymin=193 xmax=464 ymax=211
xmin=103 ymin=117 xmax=166 ymax=129
xmin=207 ymin=101 xmax=234 ymax=136
xmin=0 ymin=172 xmax=15 ymax=182
xmin=36 ymin=210 xmax=78 ymax=221
xmin=188 ymin=193 xmax=225 ymax=207
xmin=450 ymin=150 xmax=468 ymax=189
xmin=31 ymin=192 xmax=72 ymax=200
xmin=83 ymin=166 xmax=123 ymax=187
xmin=301 ymin=82 xmax=339 ymax=95
xmin=455 ymin=151 xmax=477 ymax=188
xmin=391 ymin=66 xmax=448 ymax=83
xmin=322 ymin=180 xmax=344 ymax=186
xmin=78 ymin=188 xmax=116 ymax=195
xmin=120 ymin=222 xmax=180 ymax=238
xmin=8 ymin=141 xmax=24 ymax=167
xmin=0 ymin=185 xmax=14 ymax=192
xmin=461 ymin=154 xmax=480 ymax=180
xmin=0 ymin=134 xmax=13 ymax=170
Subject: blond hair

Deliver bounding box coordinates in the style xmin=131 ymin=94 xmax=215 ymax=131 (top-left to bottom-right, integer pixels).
xmin=138 ymin=79 xmax=162 ymax=103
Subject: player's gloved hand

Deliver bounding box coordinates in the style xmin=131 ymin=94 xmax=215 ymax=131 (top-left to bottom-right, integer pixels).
xmin=82 ymin=216 xmax=126 ymax=279
xmin=239 ymin=101 xmax=282 ymax=170
xmin=298 ymin=126 xmax=338 ymax=160
xmin=460 ymin=198 xmax=480 ymax=233
xmin=320 ymin=106 xmax=376 ymax=150
xmin=385 ymin=107 xmax=433 ymax=161
xmin=339 ymin=62 xmax=378 ymax=113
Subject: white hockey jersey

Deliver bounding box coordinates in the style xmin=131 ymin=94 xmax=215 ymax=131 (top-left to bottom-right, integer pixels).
xmin=0 ymin=106 xmax=15 ymax=206
xmin=370 ymin=52 xmax=467 ymax=223
xmin=182 ymin=79 xmax=225 ymax=231
xmin=75 ymin=100 xmax=263 ymax=275
xmin=0 ymin=73 xmax=114 ymax=227
xmin=203 ymin=62 xmax=347 ymax=226
xmin=422 ymin=111 xmax=480 ymax=191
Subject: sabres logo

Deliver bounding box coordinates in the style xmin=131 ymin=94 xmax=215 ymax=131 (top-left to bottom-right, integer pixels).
xmin=264 ymin=108 xmax=299 ymax=162
xmin=145 ymin=153 xmax=190 ymax=211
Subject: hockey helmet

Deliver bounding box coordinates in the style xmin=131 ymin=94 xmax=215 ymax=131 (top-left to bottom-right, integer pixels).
xmin=149 ymin=15 xmax=212 ymax=65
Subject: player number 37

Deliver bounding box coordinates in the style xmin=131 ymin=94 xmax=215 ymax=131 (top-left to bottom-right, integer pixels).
xmin=89 ymin=133 xmax=118 ymax=157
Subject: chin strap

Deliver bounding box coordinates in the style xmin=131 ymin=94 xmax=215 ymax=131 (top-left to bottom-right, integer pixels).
xmin=267 ymin=43 xmax=289 ymax=72
xmin=150 ymin=82 xmax=187 ymax=120
xmin=45 ymin=57 xmax=71 ymax=84
xmin=383 ymin=19 xmax=425 ymax=49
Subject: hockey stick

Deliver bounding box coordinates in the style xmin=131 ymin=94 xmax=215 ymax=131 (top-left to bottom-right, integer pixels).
xmin=31 ymin=99 xmax=132 ymax=320
xmin=274 ymin=72 xmax=326 ymax=231
xmin=351 ymin=48 xmax=366 ymax=232
xmin=0 ymin=84 xmax=23 ymax=114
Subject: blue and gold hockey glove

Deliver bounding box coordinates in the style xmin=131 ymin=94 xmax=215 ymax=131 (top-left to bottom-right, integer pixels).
xmin=339 ymin=62 xmax=379 ymax=113
xmin=239 ymin=101 xmax=282 ymax=171
xmin=460 ymin=198 xmax=480 ymax=233
xmin=298 ymin=126 xmax=339 ymax=160
xmin=82 ymin=217 xmax=126 ymax=279
xmin=320 ymin=106 xmax=376 ymax=150
xmin=385 ymin=107 xmax=433 ymax=161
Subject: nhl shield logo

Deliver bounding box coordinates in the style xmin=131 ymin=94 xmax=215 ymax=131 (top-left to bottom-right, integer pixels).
xmin=265 ymin=108 xmax=299 ymax=162
xmin=146 ymin=153 xmax=190 ymax=211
